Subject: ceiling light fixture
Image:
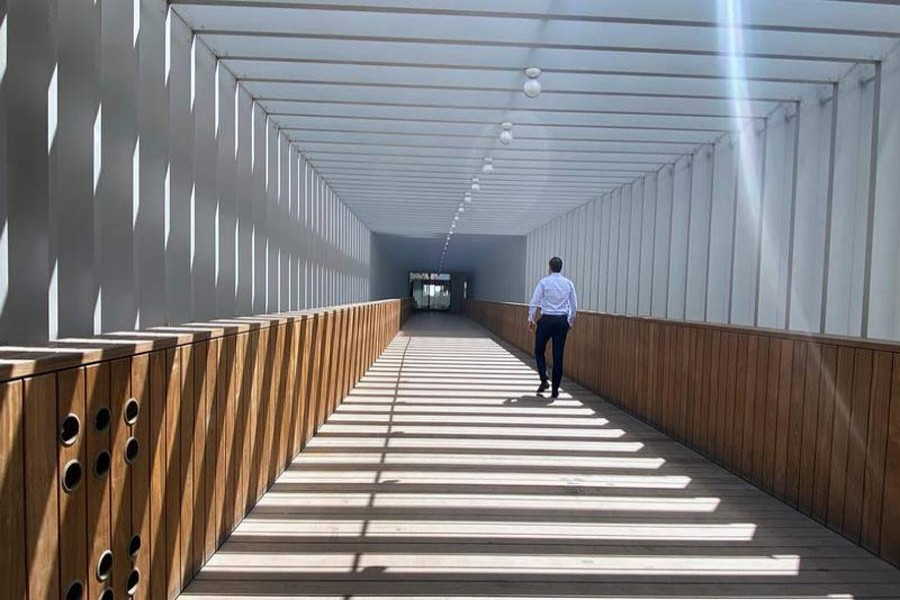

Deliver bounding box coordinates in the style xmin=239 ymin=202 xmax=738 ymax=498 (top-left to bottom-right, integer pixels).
xmin=464 ymin=192 xmax=472 ymax=203
xmin=471 ymin=177 xmax=481 ymax=192
xmin=499 ymin=122 xmax=514 ymax=145
xmin=482 ymin=157 xmax=494 ymax=173
xmin=523 ymin=67 xmax=542 ymax=98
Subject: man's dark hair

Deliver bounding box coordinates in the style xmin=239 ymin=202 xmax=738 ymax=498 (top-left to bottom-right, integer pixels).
xmin=548 ymin=256 xmax=563 ymax=273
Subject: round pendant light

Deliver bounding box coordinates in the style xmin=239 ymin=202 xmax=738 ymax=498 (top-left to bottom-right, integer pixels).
xmin=523 ymin=67 xmax=543 ymax=98
xmin=499 ymin=122 xmax=513 ymax=145
xmin=482 ymin=157 xmax=494 ymax=173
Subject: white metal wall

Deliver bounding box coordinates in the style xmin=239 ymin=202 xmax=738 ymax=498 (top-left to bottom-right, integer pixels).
xmin=526 ymin=45 xmax=900 ymax=342
xmin=0 ymin=0 xmax=372 ymax=344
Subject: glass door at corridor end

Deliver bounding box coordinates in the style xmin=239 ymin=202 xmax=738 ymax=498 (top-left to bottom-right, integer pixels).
xmin=410 ymin=272 xmax=451 ymax=311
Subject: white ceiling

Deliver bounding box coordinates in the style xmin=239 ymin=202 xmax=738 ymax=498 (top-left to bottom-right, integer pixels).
xmin=171 ymin=0 xmax=900 ymax=237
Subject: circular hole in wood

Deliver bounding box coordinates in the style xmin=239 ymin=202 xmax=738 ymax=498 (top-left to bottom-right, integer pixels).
xmin=125 ymin=569 xmax=140 ymax=596
xmin=128 ymin=534 xmax=142 ymax=560
xmin=124 ymin=437 xmax=139 ymax=464
xmin=124 ymin=398 xmax=139 ymax=426
xmin=65 ymin=580 xmax=84 ymax=600
xmin=98 ymin=588 xmax=113 ymax=600
xmin=60 ymin=414 xmax=81 ymax=446
xmin=94 ymin=451 xmax=111 ymax=479
xmin=94 ymin=407 xmax=111 ymax=433
xmin=96 ymin=550 xmax=113 ymax=581
xmin=62 ymin=460 xmax=83 ymax=493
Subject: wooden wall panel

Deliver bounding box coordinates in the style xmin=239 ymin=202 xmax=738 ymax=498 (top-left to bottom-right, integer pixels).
xmin=0 ymin=299 xmax=413 ymax=600
xmin=0 ymin=380 xmax=26 ymax=600
xmin=24 ymin=374 xmax=59 ymax=600
xmin=131 ymin=353 xmax=151 ymax=600
xmin=812 ymin=345 xmax=837 ymax=522
xmin=465 ymin=300 xmax=900 ymax=568
xmin=164 ymin=348 xmax=182 ymax=599
xmin=178 ymin=343 xmax=196 ymax=582
xmin=861 ymin=351 xmax=893 ymax=552
xmin=109 ymin=358 xmax=132 ymax=599
xmin=881 ymin=354 xmax=900 ymax=564
xmin=85 ymin=363 xmax=112 ymax=600
xmin=57 ymin=368 xmax=88 ymax=600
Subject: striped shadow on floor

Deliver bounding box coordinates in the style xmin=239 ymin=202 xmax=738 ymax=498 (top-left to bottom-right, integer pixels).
xmin=180 ymin=312 xmax=900 ymax=599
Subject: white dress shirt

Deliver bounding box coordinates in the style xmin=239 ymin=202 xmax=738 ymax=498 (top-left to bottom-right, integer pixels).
xmin=528 ymin=273 xmax=578 ymax=326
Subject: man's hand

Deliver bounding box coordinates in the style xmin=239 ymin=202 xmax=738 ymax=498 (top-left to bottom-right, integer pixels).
xmin=528 ymin=321 xmax=536 ymax=333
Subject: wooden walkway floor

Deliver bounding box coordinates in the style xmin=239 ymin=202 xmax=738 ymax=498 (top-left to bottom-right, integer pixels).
xmin=181 ymin=313 xmax=900 ymax=599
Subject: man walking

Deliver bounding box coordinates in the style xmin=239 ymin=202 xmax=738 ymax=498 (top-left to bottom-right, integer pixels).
xmin=528 ymin=256 xmax=577 ymax=398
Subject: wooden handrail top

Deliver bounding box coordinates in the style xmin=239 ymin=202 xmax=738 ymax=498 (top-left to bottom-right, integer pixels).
xmin=471 ymin=300 xmax=900 ymax=354
xmin=0 ymin=299 xmax=406 ymax=383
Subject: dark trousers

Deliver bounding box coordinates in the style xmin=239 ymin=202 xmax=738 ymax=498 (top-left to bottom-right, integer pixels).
xmin=534 ymin=314 xmax=570 ymax=392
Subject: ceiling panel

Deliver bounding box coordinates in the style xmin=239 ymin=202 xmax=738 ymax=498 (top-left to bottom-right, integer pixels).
xmin=170 ymin=0 xmax=897 ymax=242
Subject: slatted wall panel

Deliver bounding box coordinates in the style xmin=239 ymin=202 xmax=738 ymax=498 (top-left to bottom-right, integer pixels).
xmin=466 ymin=300 xmax=900 ymax=568
xmin=0 ymin=299 xmax=412 ymax=600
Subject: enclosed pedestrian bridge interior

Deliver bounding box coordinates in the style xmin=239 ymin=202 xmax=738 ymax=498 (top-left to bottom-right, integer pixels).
xmin=3 ymin=1 xmax=900 ymax=599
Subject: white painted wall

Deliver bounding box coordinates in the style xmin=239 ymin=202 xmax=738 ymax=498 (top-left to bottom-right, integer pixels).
xmin=0 ymin=0 xmax=375 ymax=344
xmin=526 ymin=41 xmax=900 ymax=342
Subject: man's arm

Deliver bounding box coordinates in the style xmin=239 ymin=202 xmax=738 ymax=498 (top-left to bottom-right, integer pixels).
xmin=527 ymin=280 xmax=543 ymax=324
xmin=568 ymin=283 xmax=578 ymax=327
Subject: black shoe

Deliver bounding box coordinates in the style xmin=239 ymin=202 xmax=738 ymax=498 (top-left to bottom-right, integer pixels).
xmin=536 ymin=382 xmax=549 ymax=395
xmin=551 ymin=389 xmax=559 ymax=399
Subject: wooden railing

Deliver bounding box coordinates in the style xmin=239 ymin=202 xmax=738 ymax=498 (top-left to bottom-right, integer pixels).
xmin=0 ymin=298 xmax=413 ymax=600
xmin=466 ymin=299 xmax=900 ymax=568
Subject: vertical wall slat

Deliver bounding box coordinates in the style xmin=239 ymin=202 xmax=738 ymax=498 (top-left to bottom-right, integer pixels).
xmin=0 ymin=380 xmax=26 ymax=599
xmin=57 ymin=368 xmax=87 ymax=600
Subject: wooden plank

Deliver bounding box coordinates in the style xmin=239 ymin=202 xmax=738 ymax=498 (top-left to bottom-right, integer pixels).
xmin=57 ymin=368 xmax=88 ymax=600
xmin=843 ymin=349 xmax=873 ymax=543
xmin=285 ymin=320 xmax=300 ymax=461
xmin=296 ymin=318 xmax=312 ymax=448
xmin=222 ymin=334 xmax=237 ymax=538
xmin=740 ymin=335 xmax=759 ymax=480
xmin=232 ymin=334 xmax=248 ymax=530
xmin=266 ymin=324 xmax=288 ymax=480
xmin=214 ymin=337 xmax=229 ymax=548
xmin=130 ymin=353 xmax=151 ymax=600
xmin=337 ymin=309 xmax=348 ymax=404
xmin=305 ymin=315 xmax=322 ymax=440
xmin=860 ymin=351 xmax=893 ymax=553
xmin=164 ymin=348 xmax=182 ymax=599
xmin=192 ymin=340 xmax=208 ymax=572
xmin=318 ymin=312 xmax=335 ymax=429
xmin=762 ymin=339 xmax=781 ymax=492
xmin=278 ymin=321 xmax=294 ymax=472
xmin=201 ymin=339 xmax=219 ymax=566
xmin=148 ymin=351 xmax=168 ymax=600
xmin=260 ymin=325 xmax=277 ymax=493
xmin=812 ymin=345 xmax=837 ymax=523
xmin=719 ymin=332 xmax=738 ymax=465
xmin=84 ymin=363 xmax=112 ymax=600
xmin=179 ymin=344 xmax=195 ymax=583
xmin=731 ymin=335 xmax=748 ymax=475
xmin=23 ymin=374 xmax=59 ymax=600
xmin=799 ymin=343 xmax=822 ymax=515
xmin=0 ymin=380 xmax=26 ymax=600
xmin=109 ymin=358 xmax=132 ymax=599
xmin=698 ymin=329 xmax=713 ymax=455
xmin=242 ymin=330 xmax=259 ymax=513
xmin=752 ymin=337 xmax=770 ymax=487
xmin=685 ymin=326 xmax=698 ymax=447
xmin=827 ymin=346 xmax=855 ymax=532
xmin=328 ymin=310 xmax=343 ymax=417
xmin=662 ymin=325 xmax=675 ymax=432
xmin=880 ymin=353 xmax=900 ymax=566
xmin=785 ymin=343 xmax=807 ymax=508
